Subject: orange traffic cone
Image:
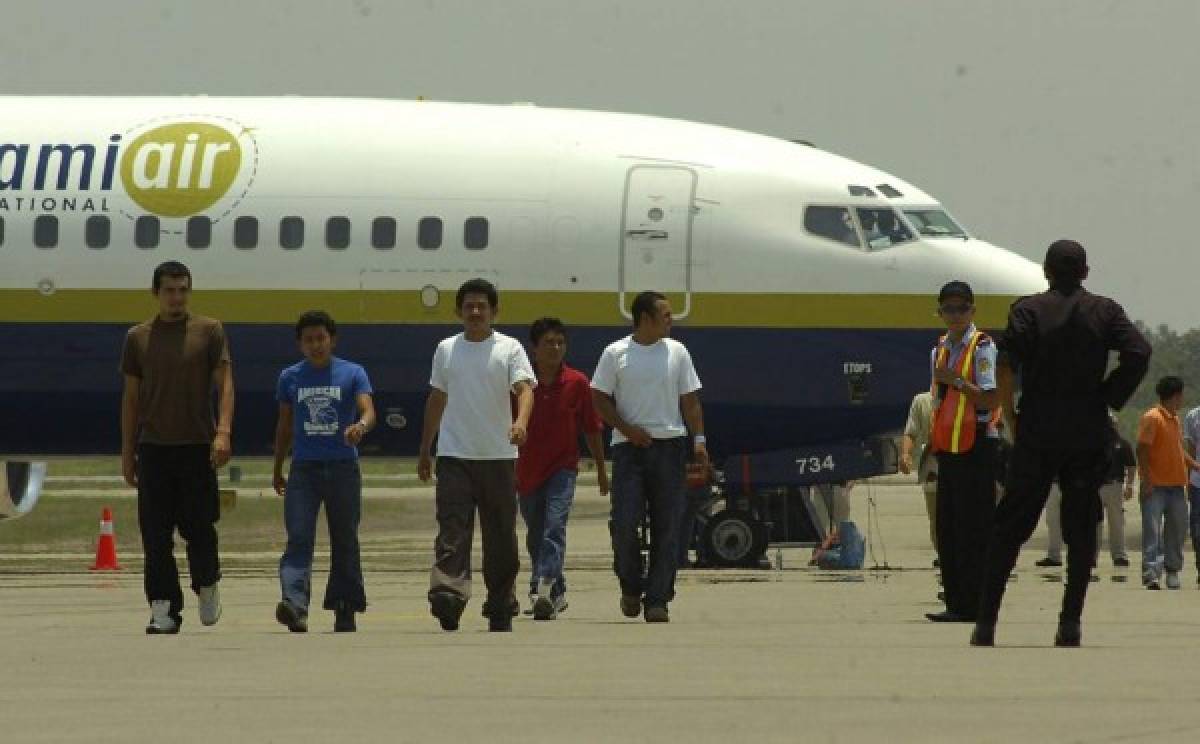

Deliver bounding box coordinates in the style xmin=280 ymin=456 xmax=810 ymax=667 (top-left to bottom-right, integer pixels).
xmin=90 ymin=506 xmax=122 ymax=571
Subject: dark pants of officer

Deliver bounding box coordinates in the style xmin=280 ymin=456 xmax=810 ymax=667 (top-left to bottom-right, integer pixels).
xmin=977 ymin=440 xmax=1106 ymax=626
xmin=935 ymin=428 xmax=997 ymax=619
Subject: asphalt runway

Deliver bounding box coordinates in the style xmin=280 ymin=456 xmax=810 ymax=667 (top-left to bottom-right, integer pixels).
xmin=3 ymin=481 xmax=1199 ymax=743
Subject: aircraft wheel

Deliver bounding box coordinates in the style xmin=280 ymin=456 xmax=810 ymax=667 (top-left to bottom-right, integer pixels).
xmin=702 ymin=509 xmax=767 ymax=568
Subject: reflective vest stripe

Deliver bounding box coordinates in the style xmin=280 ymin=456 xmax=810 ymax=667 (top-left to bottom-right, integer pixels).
xmin=947 ymin=332 xmax=981 ymax=452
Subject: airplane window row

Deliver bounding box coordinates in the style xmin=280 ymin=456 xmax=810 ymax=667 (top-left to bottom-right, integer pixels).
xmin=0 ymin=215 xmax=491 ymax=251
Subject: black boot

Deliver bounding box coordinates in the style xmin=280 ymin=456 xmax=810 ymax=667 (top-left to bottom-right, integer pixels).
xmin=1054 ymin=620 xmax=1081 ymax=647
xmin=969 ymin=623 xmax=995 ymax=647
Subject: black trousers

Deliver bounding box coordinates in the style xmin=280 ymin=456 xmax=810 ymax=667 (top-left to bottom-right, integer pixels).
xmin=935 ymin=432 xmax=997 ymax=619
xmin=137 ymin=443 xmax=221 ymax=616
xmin=978 ymin=440 xmax=1106 ymax=625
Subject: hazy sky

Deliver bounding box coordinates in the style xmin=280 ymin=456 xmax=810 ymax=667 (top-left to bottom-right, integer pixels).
xmin=4 ymin=0 xmax=1197 ymax=329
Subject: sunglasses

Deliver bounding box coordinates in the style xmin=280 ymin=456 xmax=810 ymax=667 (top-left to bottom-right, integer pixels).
xmin=938 ymin=303 xmax=973 ymax=316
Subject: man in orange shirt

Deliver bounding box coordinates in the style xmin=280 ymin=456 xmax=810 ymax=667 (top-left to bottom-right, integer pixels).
xmin=1137 ymin=377 xmax=1200 ymax=590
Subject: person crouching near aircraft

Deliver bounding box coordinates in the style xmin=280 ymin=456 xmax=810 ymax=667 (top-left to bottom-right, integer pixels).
xmin=924 ymin=281 xmax=1000 ymax=624
xmin=272 ymin=311 xmax=375 ymax=633
xmin=591 ymin=291 xmax=708 ymax=623
xmin=418 ymin=279 xmax=536 ymax=632
xmin=120 ymin=261 xmax=234 ymax=634
xmin=517 ymin=317 xmax=608 ymax=620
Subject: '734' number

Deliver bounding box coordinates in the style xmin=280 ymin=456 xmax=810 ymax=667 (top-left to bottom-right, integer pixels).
xmin=796 ymin=455 xmax=835 ymax=473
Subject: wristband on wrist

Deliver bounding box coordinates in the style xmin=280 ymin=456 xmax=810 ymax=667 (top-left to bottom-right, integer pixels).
xmin=694 ymin=435 xmax=706 ymax=445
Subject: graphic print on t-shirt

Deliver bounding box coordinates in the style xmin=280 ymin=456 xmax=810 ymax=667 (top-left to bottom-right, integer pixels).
xmin=298 ymin=386 xmax=341 ymax=436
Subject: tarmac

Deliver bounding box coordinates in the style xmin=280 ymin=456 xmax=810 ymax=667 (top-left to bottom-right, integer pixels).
xmin=3 ymin=480 xmax=1200 ymax=743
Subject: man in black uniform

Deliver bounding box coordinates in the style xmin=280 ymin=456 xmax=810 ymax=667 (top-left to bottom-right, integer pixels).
xmin=971 ymin=240 xmax=1150 ymax=647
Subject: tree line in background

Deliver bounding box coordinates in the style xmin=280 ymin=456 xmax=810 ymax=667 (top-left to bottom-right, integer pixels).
xmin=1113 ymin=323 xmax=1200 ymax=440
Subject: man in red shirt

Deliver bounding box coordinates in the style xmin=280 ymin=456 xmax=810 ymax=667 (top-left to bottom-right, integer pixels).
xmin=518 ymin=318 xmax=608 ymax=620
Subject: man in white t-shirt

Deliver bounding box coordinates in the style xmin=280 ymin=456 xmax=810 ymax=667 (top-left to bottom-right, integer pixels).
xmin=418 ymin=278 xmax=536 ymax=632
xmin=591 ymin=290 xmax=708 ymax=623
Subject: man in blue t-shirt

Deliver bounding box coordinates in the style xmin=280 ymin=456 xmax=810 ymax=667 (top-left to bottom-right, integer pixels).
xmin=272 ymin=311 xmax=375 ymax=633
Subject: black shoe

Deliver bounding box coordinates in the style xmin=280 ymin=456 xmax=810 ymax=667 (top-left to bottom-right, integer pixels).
xmin=1054 ymin=621 xmax=1081 ymax=647
xmin=334 ymin=608 xmax=356 ymax=633
xmin=644 ymin=605 xmax=669 ymax=623
xmin=488 ymin=612 xmax=512 ymax=632
xmin=1113 ymin=556 xmax=1130 ymax=568
xmin=1035 ymin=557 xmax=1063 ymax=568
xmin=430 ymin=592 xmax=464 ymax=632
xmin=932 ymin=558 xmax=940 ymax=568
xmin=970 ymin=623 xmax=995 ymax=647
xmin=925 ymin=610 xmax=972 ymax=623
xmin=275 ymin=600 xmax=308 ymax=633
xmin=620 ymin=594 xmax=642 ymax=618
xmin=480 ymin=596 xmax=520 ymax=618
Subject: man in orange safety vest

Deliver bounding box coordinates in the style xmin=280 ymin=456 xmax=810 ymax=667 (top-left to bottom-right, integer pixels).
xmin=925 ymin=280 xmax=1000 ymax=624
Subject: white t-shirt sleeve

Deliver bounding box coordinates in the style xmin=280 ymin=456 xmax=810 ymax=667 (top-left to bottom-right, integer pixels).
xmin=508 ymin=341 xmax=536 ymax=390
xmin=590 ymin=346 xmax=617 ymax=395
xmin=429 ymin=341 xmax=448 ymax=392
xmin=676 ymin=344 xmax=701 ymax=395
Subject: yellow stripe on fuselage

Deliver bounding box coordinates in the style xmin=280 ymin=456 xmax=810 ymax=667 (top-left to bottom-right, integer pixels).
xmin=0 ymin=289 xmax=1017 ymax=328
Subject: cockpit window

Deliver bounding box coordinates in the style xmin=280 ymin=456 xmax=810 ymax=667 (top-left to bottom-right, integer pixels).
xmin=804 ymin=206 xmax=860 ymax=248
xmin=856 ymin=208 xmax=913 ymax=250
xmin=903 ymin=209 xmax=967 ymax=238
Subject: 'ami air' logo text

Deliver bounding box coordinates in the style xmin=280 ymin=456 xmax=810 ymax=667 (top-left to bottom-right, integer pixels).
xmin=0 ymin=117 xmax=256 ymax=217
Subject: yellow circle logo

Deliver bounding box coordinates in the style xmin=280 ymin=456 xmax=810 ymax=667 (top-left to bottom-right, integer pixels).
xmin=120 ymin=122 xmax=243 ymax=217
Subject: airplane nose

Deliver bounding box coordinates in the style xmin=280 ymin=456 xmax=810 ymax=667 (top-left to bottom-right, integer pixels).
xmin=960 ymin=239 xmax=1046 ymax=297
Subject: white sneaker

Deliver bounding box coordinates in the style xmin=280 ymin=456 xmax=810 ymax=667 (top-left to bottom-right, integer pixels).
xmin=146 ymin=600 xmax=180 ymax=634
xmin=198 ymin=584 xmax=222 ymax=625
xmin=1166 ymin=572 xmax=1181 ymax=590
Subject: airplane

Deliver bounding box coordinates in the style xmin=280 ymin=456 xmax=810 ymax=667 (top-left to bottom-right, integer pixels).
xmin=0 ymin=97 xmax=1045 ymax=552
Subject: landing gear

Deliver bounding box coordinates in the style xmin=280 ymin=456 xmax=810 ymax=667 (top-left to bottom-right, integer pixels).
xmin=701 ymin=509 xmax=768 ymax=567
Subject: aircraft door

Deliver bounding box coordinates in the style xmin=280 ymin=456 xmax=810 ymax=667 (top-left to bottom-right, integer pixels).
xmin=620 ymin=166 xmax=696 ymax=319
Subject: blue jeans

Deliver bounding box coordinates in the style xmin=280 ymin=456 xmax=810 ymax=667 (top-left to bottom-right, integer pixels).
xmin=280 ymin=459 xmax=365 ymax=613
xmin=1190 ymin=485 xmax=1200 ymax=573
xmin=1140 ymin=485 xmax=1188 ymax=582
xmin=610 ymin=438 xmax=688 ymax=608
xmin=519 ymin=469 xmax=577 ymax=600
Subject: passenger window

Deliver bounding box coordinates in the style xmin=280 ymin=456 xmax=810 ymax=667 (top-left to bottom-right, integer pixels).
xmin=34 ymin=215 xmax=58 ymax=249
xmin=280 ymin=217 xmax=304 ymax=250
xmin=326 ymin=217 xmax=350 ymax=250
xmin=371 ymin=217 xmax=396 ymax=250
xmin=464 ymin=217 xmax=489 ymax=250
xmin=86 ymin=216 xmax=110 ymax=249
xmin=856 ymin=208 xmax=913 ymax=251
xmin=234 ymin=216 xmax=258 ymax=250
xmin=803 ymin=206 xmax=859 ymax=248
xmin=187 ymin=216 xmax=211 ymax=249
xmin=135 ymin=216 xmax=160 ymax=249
xmin=418 ymin=217 xmax=442 ymax=250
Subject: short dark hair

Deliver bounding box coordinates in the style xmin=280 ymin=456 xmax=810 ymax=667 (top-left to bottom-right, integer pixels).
xmin=937 ymin=280 xmax=974 ymax=305
xmin=631 ymin=290 xmax=666 ymax=327
xmin=1156 ymin=375 xmax=1184 ymax=401
xmin=295 ymin=310 xmax=337 ymax=339
xmin=152 ymin=261 xmax=192 ymax=291
xmin=530 ymin=317 xmax=566 ymax=345
xmin=1044 ymin=239 xmax=1088 ymax=284
xmin=456 ymin=278 xmax=498 ymax=309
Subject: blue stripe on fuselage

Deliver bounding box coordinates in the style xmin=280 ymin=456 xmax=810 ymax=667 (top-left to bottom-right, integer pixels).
xmin=0 ymin=323 xmax=945 ymax=457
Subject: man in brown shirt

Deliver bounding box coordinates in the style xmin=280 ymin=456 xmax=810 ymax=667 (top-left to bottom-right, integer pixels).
xmin=120 ymin=261 xmax=234 ymax=634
